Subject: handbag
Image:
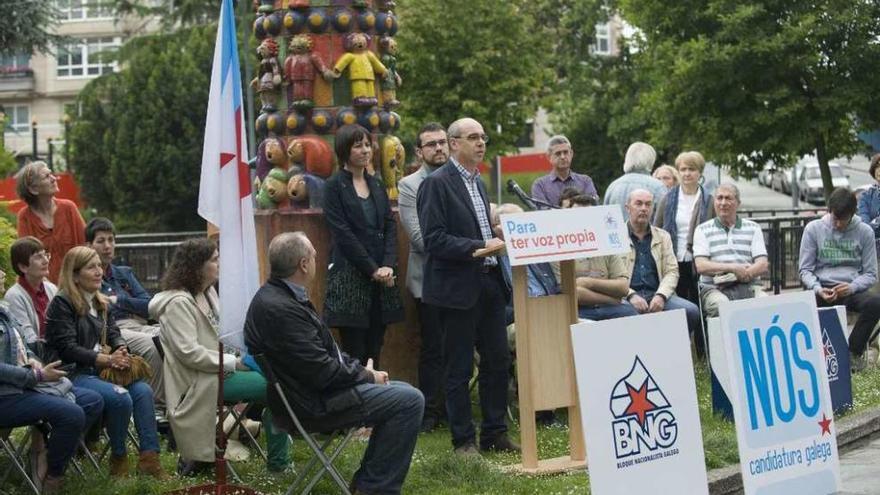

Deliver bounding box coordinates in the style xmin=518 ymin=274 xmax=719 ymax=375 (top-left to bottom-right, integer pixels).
xmin=98 ymin=313 xmax=152 ymax=387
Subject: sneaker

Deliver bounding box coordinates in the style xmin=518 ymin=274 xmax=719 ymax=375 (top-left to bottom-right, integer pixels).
xmin=851 ymin=352 xmax=867 ymax=373
xmin=42 ymin=475 xmax=64 ymax=495
xmin=109 ymin=454 xmax=130 ymax=478
xmin=453 ymin=442 xmax=480 ymax=459
xmin=137 ymin=450 xmax=170 ymax=480
xmin=420 ymin=415 xmax=440 ymax=433
xmin=479 ymin=434 xmax=521 ymax=453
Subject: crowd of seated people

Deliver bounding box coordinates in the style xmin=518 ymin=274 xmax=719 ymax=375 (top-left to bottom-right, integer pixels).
xmin=2 ymin=138 xmax=877 ymax=495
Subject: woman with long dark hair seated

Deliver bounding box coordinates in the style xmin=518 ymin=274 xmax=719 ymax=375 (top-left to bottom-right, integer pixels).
xmin=150 ymin=238 xmax=291 ymax=474
xmin=45 ymin=247 xmax=167 ymax=479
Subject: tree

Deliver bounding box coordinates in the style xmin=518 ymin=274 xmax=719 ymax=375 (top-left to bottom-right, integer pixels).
xmin=617 ymin=0 xmax=880 ymax=201
xmin=0 ymin=2 xmax=65 ymax=56
xmin=69 ymin=26 xmax=217 ymax=231
xmin=537 ymin=0 xmax=653 ymax=192
xmin=395 ymin=0 xmax=555 ymax=157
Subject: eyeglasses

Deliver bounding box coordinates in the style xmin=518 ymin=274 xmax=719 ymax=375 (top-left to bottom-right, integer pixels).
xmin=31 ymin=251 xmax=51 ymax=262
xmin=420 ymin=139 xmax=448 ymax=149
xmin=453 ymin=133 xmax=489 ymax=144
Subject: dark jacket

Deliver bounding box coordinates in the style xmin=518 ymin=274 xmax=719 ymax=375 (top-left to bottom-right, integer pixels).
xmin=244 ymin=278 xmax=374 ymax=420
xmin=655 ymin=184 xmax=715 ymax=257
xmin=46 ymin=293 xmax=125 ymax=375
xmin=101 ymin=264 xmax=152 ymax=322
xmin=0 ymin=309 xmax=38 ymax=397
xmin=417 ymin=161 xmax=511 ymax=309
xmin=322 ymin=169 xmax=402 ymax=327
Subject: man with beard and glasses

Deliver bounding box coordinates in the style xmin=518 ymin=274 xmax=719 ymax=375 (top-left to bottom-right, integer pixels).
xmin=397 ymin=122 xmax=449 ymax=432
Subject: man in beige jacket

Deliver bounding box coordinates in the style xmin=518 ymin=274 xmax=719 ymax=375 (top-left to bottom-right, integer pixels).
xmin=623 ymin=189 xmax=702 ymax=337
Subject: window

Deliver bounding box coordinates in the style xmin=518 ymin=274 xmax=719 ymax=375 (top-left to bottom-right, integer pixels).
xmin=0 ymin=52 xmax=30 ymax=70
xmin=593 ymin=23 xmax=611 ymax=55
xmin=57 ymin=37 xmax=120 ymax=77
xmin=55 ymin=0 xmax=113 ymax=21
xmin=4 ymin=105 xmax=31 ymax=133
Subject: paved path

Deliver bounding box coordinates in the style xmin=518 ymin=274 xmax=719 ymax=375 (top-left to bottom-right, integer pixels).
xmin=838 ymin=433 xmax=880 ymax=494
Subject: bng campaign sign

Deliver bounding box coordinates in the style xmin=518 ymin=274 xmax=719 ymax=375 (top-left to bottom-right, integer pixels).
xmin=720 ymin=292 xmax=840 ymax=494
xmin=499 ymin=205 xmax=629 ymax=266
xmin=571 ymin=311 xmax=708 ymax=494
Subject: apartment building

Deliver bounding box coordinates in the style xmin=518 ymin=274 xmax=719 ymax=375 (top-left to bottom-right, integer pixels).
xmin=0 ymin=1 xmax=158 ymax=166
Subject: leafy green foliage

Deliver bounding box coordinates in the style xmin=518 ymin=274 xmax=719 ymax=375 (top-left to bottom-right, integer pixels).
xmin=395 ymin=0 xmax=555 ymax=158
xmin=615 ymin=0 xmax=880 ymax=199
xmin=69 ymin=27 xmax=217 ymax=231
xmin=0 ymin=216 xmax=17 ymax=289
xmin=0 ymin=2 xmax=66 ymax=56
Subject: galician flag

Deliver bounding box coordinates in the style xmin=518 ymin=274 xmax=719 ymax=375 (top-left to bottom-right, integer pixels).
xmin=197 ymin=0 xmax=259 ymax=351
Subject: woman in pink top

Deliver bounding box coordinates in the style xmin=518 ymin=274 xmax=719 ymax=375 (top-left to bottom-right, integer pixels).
xmin=16 ymin=161 xmax=85 ymax=284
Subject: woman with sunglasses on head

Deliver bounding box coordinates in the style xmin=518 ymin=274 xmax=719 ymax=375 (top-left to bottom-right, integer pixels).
xmin=322 ymin=124 xmax=404 ymax=369
xmin=16 ymin=161 xmax=85 ymax=284
xmin=45 ymin=247 xmax=167 ymax=480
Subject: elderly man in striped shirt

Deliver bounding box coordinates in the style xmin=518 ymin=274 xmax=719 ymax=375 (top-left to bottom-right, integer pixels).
xmin=692 ymin=183 xmax=769 ymax=317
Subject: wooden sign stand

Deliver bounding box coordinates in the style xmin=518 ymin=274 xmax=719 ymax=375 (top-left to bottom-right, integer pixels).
xmin=508 ymin=259 xmax=587 ymax=474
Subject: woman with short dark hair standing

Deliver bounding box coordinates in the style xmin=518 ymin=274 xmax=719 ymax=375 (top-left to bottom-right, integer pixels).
xmin=322 ymin=124 xmax=404 ymax=369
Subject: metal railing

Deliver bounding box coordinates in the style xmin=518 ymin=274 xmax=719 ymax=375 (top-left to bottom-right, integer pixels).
xmin=750 ymin=214 xmax=822 ymax=294
xmin=110 ymin=215 xmax=825 ymax=295
xmin=113 ymin=232 xmax=206 ymax=292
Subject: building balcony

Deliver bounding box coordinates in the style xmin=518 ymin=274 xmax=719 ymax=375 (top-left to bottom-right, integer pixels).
xmin=0 ymin=68 xmax=35 ymax=94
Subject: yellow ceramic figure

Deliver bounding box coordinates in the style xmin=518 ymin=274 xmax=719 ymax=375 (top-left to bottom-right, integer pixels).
xmin=332 ymin=33 xmax=387 ymax=108
xmin=380 ymin=135 xmax=405 ymax=200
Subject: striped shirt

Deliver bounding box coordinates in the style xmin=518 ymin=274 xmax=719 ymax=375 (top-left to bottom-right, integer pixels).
xmin=692 ymin=217 xmax=767 ymax=287
xmin=451 ymin=157 xmax=497 ymax=266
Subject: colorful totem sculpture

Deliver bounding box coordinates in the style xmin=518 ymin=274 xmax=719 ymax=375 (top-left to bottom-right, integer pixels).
xmin=252 ymin=0 xmax=403 ymax=211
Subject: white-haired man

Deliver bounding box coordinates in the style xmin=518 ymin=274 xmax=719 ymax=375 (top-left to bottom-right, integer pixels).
xmin=531 ymin=135 xmax=597 ymax=209
xmin=604 ymin=141 xmax=667 ymax=219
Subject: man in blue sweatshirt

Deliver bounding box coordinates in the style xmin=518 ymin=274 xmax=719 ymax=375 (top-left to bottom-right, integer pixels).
xmin=799 ymin=188 xmax=880 ymax=372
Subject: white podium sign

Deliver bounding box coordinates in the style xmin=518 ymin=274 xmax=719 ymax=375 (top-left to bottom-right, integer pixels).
xmin=499 ymin=205 xmax=629 ymax=266
xmin=570 ymin=311 xmax=708 ymax=495
xmin=720 ymin=292 xmax=840 ymax=494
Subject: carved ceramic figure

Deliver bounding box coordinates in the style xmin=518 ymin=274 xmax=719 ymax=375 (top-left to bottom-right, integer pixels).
xmin=380 ymin=135 xmax=405 ymax=200
xmin=378 ymin=37 xmax=401 ymax=109
xmin=251 ymin=38 xmax=282 ymax=111
xmin=255 ymin=167 xmax=290 ymax=209
xmin=284 ymin=34 xmax=333 ymax=112
xmin=287 ymin=172 xmax=326 ymax=208
xmin=256 ymin=136 xmax=289 ymax=179
xmin=331 ymin=32 xmax=387 ymax=108
xmin=286 ymin=135 xmax=334 ymax=178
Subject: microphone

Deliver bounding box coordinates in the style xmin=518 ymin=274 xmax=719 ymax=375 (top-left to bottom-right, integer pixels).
xmin=507 ymin=179 xmax=539 ymax=210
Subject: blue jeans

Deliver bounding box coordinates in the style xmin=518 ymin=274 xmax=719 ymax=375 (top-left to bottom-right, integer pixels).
xmin=0 ymin=387 xmax=103 ymax=477
xmin=72 ymin=374 xmax=159 ymax=456
xmin=300 ymin=381 xmax=424 ymax=495
xmin=440 ymin=270 xmax=510 ymax=448
xmin=664 ymin=294 xmax=702 ymax=337
xmin=578 ymin=302 xmax=640 ymax=320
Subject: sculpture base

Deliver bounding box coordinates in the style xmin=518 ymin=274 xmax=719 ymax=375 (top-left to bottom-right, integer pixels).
xmin=165 ymin=483 xmax=261 ymax=495
xmin=503 ymin=455 xmax=587 ymax=476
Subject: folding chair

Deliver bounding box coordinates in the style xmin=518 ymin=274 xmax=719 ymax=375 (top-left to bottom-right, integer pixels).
xmin=252 ymin=354 xmax=354 ymax=495
xmin=0 ymin=427 xmax=39 ymax=495
xmin=220 ymin=402 xmax=267 ymax=462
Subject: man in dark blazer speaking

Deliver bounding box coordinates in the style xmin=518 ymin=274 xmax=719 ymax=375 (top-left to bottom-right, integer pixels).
xmin=417 ymin=117 xmax=519 ymax=456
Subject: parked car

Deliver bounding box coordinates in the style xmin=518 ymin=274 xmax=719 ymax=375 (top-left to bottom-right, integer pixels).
xmin=771 ymin=166 xmax=799 ymax=195
xmin=796 ymin=162 xmax=850 ymax=203
xmin=757 ymin=162 xmax=777 ymax=187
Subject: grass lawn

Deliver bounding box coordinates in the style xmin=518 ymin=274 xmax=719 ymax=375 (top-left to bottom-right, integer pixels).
xmin=6 ymin=364 xmax=880 ymax=494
